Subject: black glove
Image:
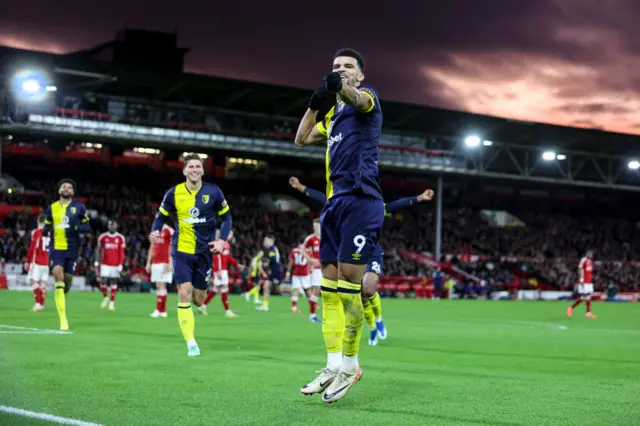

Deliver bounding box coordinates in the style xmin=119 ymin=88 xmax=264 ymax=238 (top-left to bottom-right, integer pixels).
xmin=308 ymin=87 xmax=328 ymax=110
xmin=324 ymin=72 xmax=343 ymax=93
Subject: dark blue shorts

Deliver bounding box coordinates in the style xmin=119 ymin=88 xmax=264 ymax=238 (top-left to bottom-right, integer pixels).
xmin=173 ymin=251 xmax=212 ymax=290
xmin=365 ymin=254 xmax=384 ymax=276
xmin=320 ymin=194 xmax=385 ymax=265
xmin=49 ymin=250 xmax=76 ymax=275
xmin=267 ymin=273 xmax=281 ymax=285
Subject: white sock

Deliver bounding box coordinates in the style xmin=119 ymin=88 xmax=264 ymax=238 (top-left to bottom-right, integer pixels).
xmin=341 ymin=355 xmax=359 ymax=372
xmin=327 ymin=351 xmax=343 ymax=371
xmin=186 ymin=338 xmax=198 ymax=348
xmin=376 ymin=316 xmax=383 ymax=323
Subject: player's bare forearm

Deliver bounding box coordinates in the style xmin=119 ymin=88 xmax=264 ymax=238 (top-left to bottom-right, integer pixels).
xmin=339 ymin=85 xmax=372 ymax=112
xmin=295 ymin=110 xmax=324 ymax=146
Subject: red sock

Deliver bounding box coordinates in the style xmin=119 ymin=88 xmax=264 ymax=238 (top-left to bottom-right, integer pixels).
xmin=221 ymin=292 xmax=230 ymax=311
xmin=291 ymin=296 xmax=298 ymax=310
xmin=204 ymin=290 xmax=216 ymax=305
xmin=309 ymin=296 xmax=317 ymax=315
xmin=100 ymin=284 xmax=108 ymax=298
xmin=571 ymin=298 xmax=582 ymax=309
xmin=586 ymin=299 xmax=591 ymax=313
xmin=40 ymin=289 xmax=46 ymax=306
xmin=33 ymin=287 xmax=41 ymax=304
xmin=110 ymin=287 xmax=117 ymax=302
xmin=159 ymin=295 xmax=167 ymax=313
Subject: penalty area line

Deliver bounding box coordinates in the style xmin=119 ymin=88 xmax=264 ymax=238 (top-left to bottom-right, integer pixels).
xmin=0 ymin=405 xmax=102 ymax=426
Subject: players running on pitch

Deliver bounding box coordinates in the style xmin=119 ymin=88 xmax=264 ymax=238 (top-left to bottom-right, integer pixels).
xmin=149 ymin=154 xmax=231 ymax=356
xmin=24 ymin=215 xmax=50 ymax=312
xmin=295 ymin=48 xmax=384 ymax=403
xmin=43 ymin=179 xmax=91 ymax=331
xmin=289 ymin=176 xmax=434 ymax=344
xmin=147 ymin=224 xmax=174 ymax=318
xmin=286 ymin=234 xmax=321 ymax=322
xmin=95 ymin=220 xmax=126 ymax=311
xmin=200 ymin=230 xmax=241 ymax=318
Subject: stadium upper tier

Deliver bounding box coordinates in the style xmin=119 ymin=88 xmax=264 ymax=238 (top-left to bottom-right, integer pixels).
xmin=2 ymin=40 xmax=640 ymax=190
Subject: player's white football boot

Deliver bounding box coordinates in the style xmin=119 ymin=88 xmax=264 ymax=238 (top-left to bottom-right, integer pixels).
xmin=224 ymin=310 xmax=238 ymax=318
xmin=255 ymin=305 xmax=269 ymax=312
xmin=187 ymin=341 xmax=200 ymax=357
xmin=100 ymin=298 xmax=109 ymax=309
xmin=198 ymin=305 xmax=208 ymax=316
xmin=108 ymin=301 xmax=115 ymax=311
xmin=300 ymin=368 xmax=338 ymax=395
xmin=322 ymin=366 xmax=362 ymax=404
xmin=150 ymin=310 xmax=168 ymax=318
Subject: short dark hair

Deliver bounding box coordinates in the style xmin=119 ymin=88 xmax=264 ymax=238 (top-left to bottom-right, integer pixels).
xmin=183 ymin=154 xmax=204 ymax=168
xmin=37 ymin=214 xmax=46 ymax=224
xmin=57 ymin=178 xmax=76 ymax=192
xmin=334 ymin=48 xmax=365 ymax=71
xmin=265 ymin=234 xmax=276 ymax=241
xmin=313 ymin=218 xmax=320 ymax=224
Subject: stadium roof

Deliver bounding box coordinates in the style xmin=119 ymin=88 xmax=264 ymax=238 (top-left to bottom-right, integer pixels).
xmin=2 ymin=41 xmax=640 ymax=158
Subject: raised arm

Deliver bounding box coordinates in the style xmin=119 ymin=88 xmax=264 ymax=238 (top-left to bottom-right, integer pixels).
xmin=295 ymin=88 xmax=329 ymax=146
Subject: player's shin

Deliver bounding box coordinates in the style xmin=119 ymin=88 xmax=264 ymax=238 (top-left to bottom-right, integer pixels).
xmin=369 ymin=291 xmax=382 ymax=320
xmin=54 ymin=281 xmax=68 ymax=330
xmin=177 ymin=302 xmax=196 ymax=340
xmin=362 ymin=297 xmax=376 ymax=329
xmin=321 ymin=278 xmax=344 ymax=370
xmin=337 ymin=280 xmax=363 ymax=372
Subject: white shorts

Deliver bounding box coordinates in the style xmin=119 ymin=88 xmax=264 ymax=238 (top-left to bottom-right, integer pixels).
xmin=151 ymin=264 xmax=172 ymax=283
xmin=292 ymin=275 xmax=311 ymax=291
xmin=213 ymin=270 xmax=229 ymax=287
xmin=310 ymin=269 xmax=322 ymax=288
xmin=100 ymin=265 xmax=121 ymax=279
xmin=578 ymin=284 xmax=594 ymax=295
xmin=28 ymin=264 xmax=49 ymax=282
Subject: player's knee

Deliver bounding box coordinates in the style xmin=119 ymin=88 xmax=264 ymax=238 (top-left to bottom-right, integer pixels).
xmin=220 ymin=286 xmax=228 ymax=294
xmin=52 ymin=267 xmax=64 ymax=281
xmin=362 ymin=272 xmax=378 ymax=297
xmin=177 ymin=284 xmax=193 ymax=302
xmin=322 ymin=263 xmax=338 ymax=281
xmin=192 ymin=290 xmax=206 ymax=306
xmin=338 ymin=263 xmax=365 ymax=285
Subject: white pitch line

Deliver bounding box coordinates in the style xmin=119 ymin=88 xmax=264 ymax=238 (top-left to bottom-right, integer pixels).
xmin=0 ymin=405 xmax=102 ymax=426
xmin=0 ymin=324 xmax=73 ymax=335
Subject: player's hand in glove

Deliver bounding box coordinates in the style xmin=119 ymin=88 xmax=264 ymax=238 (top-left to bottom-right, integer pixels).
xmin=324 ymin=72 xmax=343 ymax=93
xmin=308 ymin=87 xmax=328 ymax=110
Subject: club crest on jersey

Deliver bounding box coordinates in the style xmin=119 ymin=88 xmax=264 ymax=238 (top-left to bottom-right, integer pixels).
xmin=202 ymin=195 xmax=210 ymax=204
xmin=70 ymin=207 xmax=76 ymax=214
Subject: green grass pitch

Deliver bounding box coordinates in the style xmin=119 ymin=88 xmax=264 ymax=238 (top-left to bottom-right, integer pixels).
xmin=1 ymin=292 xmax=639 ymax=425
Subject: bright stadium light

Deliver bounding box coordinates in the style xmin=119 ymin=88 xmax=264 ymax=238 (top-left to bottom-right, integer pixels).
xmin=11 ymin=69 xmax=54 ymax=103
xmin=628 ymin=160 xmax=640 ymax=170
xmin=464 ymin=135 xmax=481 ymax=148
xmin=21 ymin=78 xmax=41 ymax=94
xmin=556 ymin=154 xmax=567 ymax=160
xmin=542 ymin=151 xmax=556 ymax=161
xmin=482 ymin=140 xmax=493 ymax=146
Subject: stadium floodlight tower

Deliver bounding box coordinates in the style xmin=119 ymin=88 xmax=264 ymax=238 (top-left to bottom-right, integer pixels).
xmin=10 ymin=69 xmax=56 ymax=103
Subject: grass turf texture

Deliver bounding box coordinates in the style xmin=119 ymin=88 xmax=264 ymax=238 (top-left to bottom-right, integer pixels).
xmin=1 ymin=292 xmax=639 ymax=426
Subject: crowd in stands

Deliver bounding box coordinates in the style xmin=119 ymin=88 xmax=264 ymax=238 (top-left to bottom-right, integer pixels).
xmin=2 ymin=176 xmax=640 ymax=293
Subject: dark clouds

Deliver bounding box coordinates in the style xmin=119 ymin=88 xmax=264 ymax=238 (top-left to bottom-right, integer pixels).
xmin=1 ymin=0 xmax=640 ymax=134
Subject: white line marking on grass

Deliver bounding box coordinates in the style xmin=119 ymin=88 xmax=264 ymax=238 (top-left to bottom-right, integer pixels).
xmin=0 ymin=325 xmax=73 ymax=335
xmin=0 ymin=405 xmax=102 ymax=426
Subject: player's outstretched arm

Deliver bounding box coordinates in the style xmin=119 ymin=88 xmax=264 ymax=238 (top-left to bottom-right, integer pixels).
xmin=385 ymin=189 xmax=435 ymax=213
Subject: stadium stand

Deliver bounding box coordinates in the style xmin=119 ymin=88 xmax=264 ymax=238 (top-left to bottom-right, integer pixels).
xmin=1 ymin=31 xmax=640 ymax=300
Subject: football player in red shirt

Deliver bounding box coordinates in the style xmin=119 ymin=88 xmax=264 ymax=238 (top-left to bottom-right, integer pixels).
xmin=24 ymin=215 xmax=50 ymax=312
xmin=94 ymin=220 xmax=126 ymax=311
xmin=567 ymin=250 xmax=597 ymax=319
xmin=146 ymin=224 xmax=174 ymax=318
xmin=286 ymin=234 xmax=321 ymax=322
xmin=201 ymin=231 xmax=243 ymax=318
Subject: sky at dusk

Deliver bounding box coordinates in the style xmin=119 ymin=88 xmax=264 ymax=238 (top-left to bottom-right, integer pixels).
xmin=2 ymin=0 xmax=639 ymax=135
